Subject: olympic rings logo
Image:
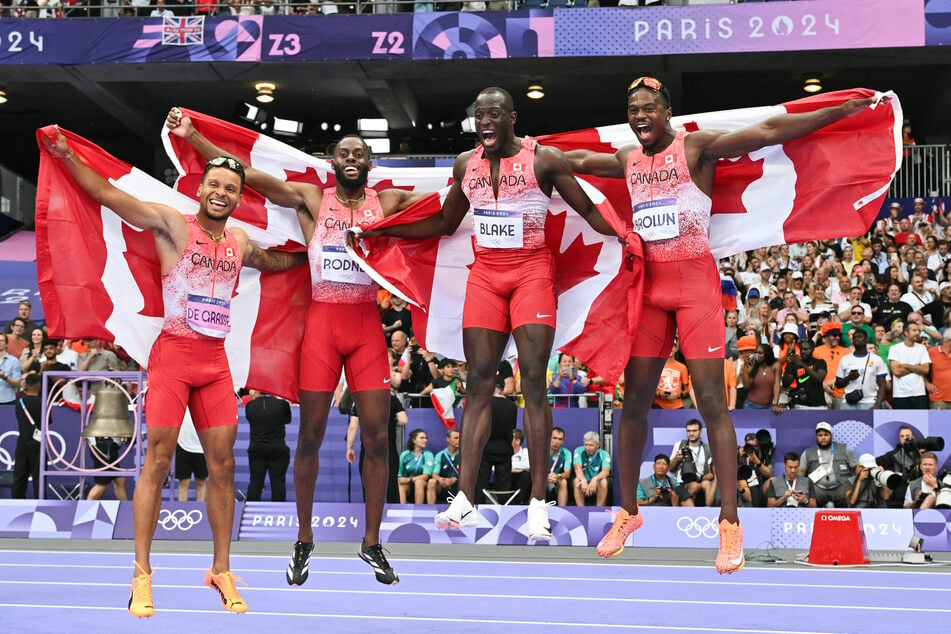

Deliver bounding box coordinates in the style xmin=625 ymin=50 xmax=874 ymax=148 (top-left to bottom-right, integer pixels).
xmin=676 ymin=516 xmax=719 ymax=539
xmin=0 ymin=430 xmax=67 ymax=470
xmin=157 ymin=509 xmax=204 ymax=531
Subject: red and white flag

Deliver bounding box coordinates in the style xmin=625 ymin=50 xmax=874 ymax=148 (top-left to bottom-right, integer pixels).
xmin=162 ymin=111 xmax=639 ymax=382
xmin=35 ymin=125 xmax=309 ymax=402
xmin=540 ymin=88 xmax=902 ymax=259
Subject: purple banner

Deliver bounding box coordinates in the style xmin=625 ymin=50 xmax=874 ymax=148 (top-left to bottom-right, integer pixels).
xmin=555 ymin=0 xmax=924 ymax=57
xmin=913 ymin=509 xmax=951 ymax=551
xmin=239 ymin=501 xmax=365 ymax=541
xmin=0 ymin=500 xmax=118 ymax=539
xmin=412 ymin=10 xmax=553 ymax=59
xmin=925 ymin=0 xmax=951 ymax=45
xmin=113 ymin=500 xmax=242 ymax=540
xmin=1 ymin=1 xmax=923 ymax=66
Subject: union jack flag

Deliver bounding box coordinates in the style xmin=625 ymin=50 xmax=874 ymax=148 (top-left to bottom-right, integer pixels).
xmin=162 ymin=16 xmax=205 ymax=47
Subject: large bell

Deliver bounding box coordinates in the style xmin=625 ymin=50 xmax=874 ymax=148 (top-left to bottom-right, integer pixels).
xmin=82 ymin=385 xmax=135 ymax=438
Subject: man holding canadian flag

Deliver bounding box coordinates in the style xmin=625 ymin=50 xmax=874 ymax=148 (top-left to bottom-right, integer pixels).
xmin=563 ymin=77 xmax=892 ymax=574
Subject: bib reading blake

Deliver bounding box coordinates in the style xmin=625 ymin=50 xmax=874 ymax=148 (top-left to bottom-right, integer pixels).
xmin=631 ymin=198 xmax=679 ymax=242
xmin=186 ymin=294 xmax=231 ymax=337
xmin=321 ymin=245 xmax=372 ymax=285
xmin=474 ymin=208 xmax=524 ymax=249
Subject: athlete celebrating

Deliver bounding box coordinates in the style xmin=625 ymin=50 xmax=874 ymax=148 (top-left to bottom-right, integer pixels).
xmin=167 ymin=109 xmax=432 ymax=587
xmin=45 ymin=128 xmax=306 ymax=616
xmin=359 ymin=87 xmax=617 ymax=541
xmin=567 ymin=77 xmax=877 ymax=573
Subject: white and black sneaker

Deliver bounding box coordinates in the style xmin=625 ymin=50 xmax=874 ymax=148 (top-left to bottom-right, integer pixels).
xmin=527 ymin=497 xmax=554 ymax=542
xmin=286 ymin=540 xmax=314 ymax=586
xmin=434 ymin=491 xmax=479 ymax=529
xmin=358 ymin=541 xmax=399 ymax=585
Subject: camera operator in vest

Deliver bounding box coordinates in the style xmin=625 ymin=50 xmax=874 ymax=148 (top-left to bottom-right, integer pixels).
xmin=636 ymin=454 xmax=687 ymax=507
xmin=736 ymin=431 xmax=774 ymax=507
xmin=847 ymin=453 xmax=898 ymax=508
xmin=876 ymin=426 xmax=945 ymax=507
xmin=668 ymin=418 xmax=715 ymax=506
xmin=799 ymin=421 xmax=859 ymax=508
xmin=905 ymin=452 xmax=941 ymax=509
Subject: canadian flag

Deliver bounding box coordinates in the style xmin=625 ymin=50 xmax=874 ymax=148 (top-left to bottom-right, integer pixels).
xmin=35 ymin=125 xmax=310 ymax=402
xmin=540 ymin=88 xmax=903 ymax=259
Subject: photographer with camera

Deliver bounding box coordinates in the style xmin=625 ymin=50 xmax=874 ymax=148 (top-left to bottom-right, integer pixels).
xmin=904 ymin=452 xmax=940 ymax=509
xmin=799 ymin=422 xmax=859 ymax=508
xmin=847 ymin=454 xmax=896 ymax=508
xmin=766 ymin=452 xmax=817 ymax=508
xmin=875 ymin=425 xmax=942 ymax=507
xmin=834 ymin=330 xmax=888 ymax=410
xmin=737 ymin=432 xmax=774 ymax=507
xmin=636 ymin=454 xmax=686 ymax=507
xmin=777 ymin=339 xmax=827 ymax=412
xmin=669 ymin=419 xmax=715 ymax=506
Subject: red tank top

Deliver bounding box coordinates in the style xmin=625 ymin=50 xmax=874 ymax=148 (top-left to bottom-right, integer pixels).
xmin=308 ymin=187 xmax=384 ymax=304
xmin=461 ymin=137 xmax=551 ymax=255
xmin=626 ymin=131 xmax=712 ymax=263
xmin=162 ymin=215 xmax=242 ymax=339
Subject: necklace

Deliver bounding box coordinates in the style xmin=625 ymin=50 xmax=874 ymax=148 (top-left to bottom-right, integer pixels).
xmin=197 ymin=220 xmax=226 ymax=242
xmin=335 ymin=191 xmax=365 ymax=206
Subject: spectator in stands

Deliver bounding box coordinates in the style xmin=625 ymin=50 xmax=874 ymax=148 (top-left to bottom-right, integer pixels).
xmin=723 ymin=357 xmax=737 ymax=411
xmin=926 ymin=329 xmax=951 ymax=408
xmin=428 ymin=428 xmax=460 ymax=504
xmin=835 ymin=329 xmax=888 ymax=410
xmin=548 ymin=353 xmax=589 ymax=408
xmin=836 ymin=286 xmax=873 ymax=325
xmin=4 ymin=300 xmax=39 ymax=336
xmin=905 ymin=452 xmax=939 ymax=509
xmin=888 ymin=321 xmax=931 ymax=409
xmin=877 ymin=317 xmax=905 ymax=365
xmin=380 ymin=294 xmax=412 ymax=346
xmin=510 ymin=428 xmax=531 ymax=504
xmin=55 ymin=339 xmax=79 ymax=370
xmin=391 ymin=331 xmax=439 ymax=405
xmin=78 ymin=338 xmax=122 ymax=373
xmin=245 ymin=391 xmax=291 ymax=502
xmin=779 ymin=339 xmax=827 ymax=411
xmin=841 ymin=305 xmax=874 ymax=347
xmin=0 ymin=334 xmax=22 ymax=405
xmin=907 ymin=310 xmax=941 ymax=346
xmin=150 ymin=0 xmax=174 ymax=16
xmin=175 ymin=410 xmax=207 ymax=502
xmin=740 ymin=341 xmax=778 ymax=410
xmin=572 ymin=431 xmax=611 ymax=506
xmin=4 ymin=318 xmax=28 ymax=359
xmin=11 ymin=373 xmax=42 ymax=498
xmin=775 ymin=291 xmax=809 ymax=328
xmin=847 ymin=453 xmax=891 ymax=509
xmin=921 ymin=281 xmax=951 ymax=329
xmin=774 ymin=322 xmax=801 ymax=366
xmin=668 ymin=419 xmax=714 ymax=507
xmin=653 ymin=341 xmax=691 ymax=409
xmin=475 ymin=385 xmax=517 ymax=503
xmin=422 ymin=357 xmax=466 ymax=408
xmin=547 ymin=426 xmax=571 ymax=506
xmin=799 ymin=421 xmax=858 ymax=508
xmin=747 ymin=265 xmax=775 ymax=300
xmin=901 ymin=274 xmax=934 ymax=312
xmin=397 ymin=429 xmax=434 ymax=504
xmin=766 ymin=452 xmax=817 ymax=508
xmin=19 ymin=328 xmax=45 ymax=379
xmin=875 ymin=283 xmax=913 ymax=327
xmin=724 ymin=310 xmax=739 ymax=360
xmin=636 ymin=454 xmax=682 ymax=507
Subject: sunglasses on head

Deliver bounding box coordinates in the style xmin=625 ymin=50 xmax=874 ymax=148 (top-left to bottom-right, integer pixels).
xmin=627 ymin=76 xmax=664 ymax=93
xmin=207 ymin=156 xmax=244 ymax=172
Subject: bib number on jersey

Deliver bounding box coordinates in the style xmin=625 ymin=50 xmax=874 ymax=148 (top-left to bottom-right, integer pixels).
xmin=474 ymin=208 xmax=523 ymax=248
xmin=186 ymin=294 xmax=231 ymax=338
xmin=321 ymin=245 xmax=372 ymax=285
xmin=631 ymin=198 xmax=679 ymax=242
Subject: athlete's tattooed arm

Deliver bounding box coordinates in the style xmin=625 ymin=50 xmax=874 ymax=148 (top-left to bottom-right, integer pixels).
xmin=242 ymin=244 xmax=307 ymax=272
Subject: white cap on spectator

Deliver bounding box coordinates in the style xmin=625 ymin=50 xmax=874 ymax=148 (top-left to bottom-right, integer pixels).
xmin=890 ymin=202 xmax=902 ymax=209
xmin=940 ymin=282 xmax=951 ymax=293
xmin=760 ymin=263 xmax=771 ymax=272
xmin=858 ymin=453 xmax=877 ymax=469
xmin=781 ymin=323 xmax=800 ymax=338
xmin=914 ymin=197 xmax=925 ymax=204
xmin=816 ymin=421 xmax=833 ymax=433
xmin=792 ymin=271 xmax=804 ymax=279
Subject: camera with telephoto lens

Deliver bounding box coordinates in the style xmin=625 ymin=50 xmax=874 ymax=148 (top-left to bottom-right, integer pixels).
xmin=679 ymin=444 xmax=699 ymax=483
xmin=869 ymin=466 xmax=901 ymax=490
xmin=904 ymin=436 xmax=945 ymax=454
xmin=936 ymin=469 xmax=951 ymax=509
